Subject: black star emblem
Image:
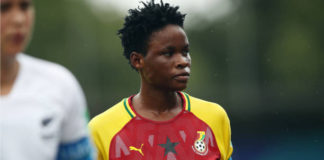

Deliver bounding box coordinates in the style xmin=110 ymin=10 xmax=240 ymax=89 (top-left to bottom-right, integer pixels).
xmin=158 ymin=137 xmax=179 ymax=156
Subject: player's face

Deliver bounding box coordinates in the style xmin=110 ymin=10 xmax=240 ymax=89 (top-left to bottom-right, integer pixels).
xmin=141 ymin=24 xmax=191 ymax=91
xmin=1 ymin=0 xmax=34 ymax=57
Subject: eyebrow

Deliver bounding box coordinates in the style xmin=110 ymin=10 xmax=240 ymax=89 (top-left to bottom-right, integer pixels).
xmin=163 ymin=44 xmax=189 ymax=50
xmin=165 ymin=46 xmax=176 ymax=50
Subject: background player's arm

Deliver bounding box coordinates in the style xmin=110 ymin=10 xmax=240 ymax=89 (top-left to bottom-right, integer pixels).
xmin=56 ymin=70 xmax=95 ymax=160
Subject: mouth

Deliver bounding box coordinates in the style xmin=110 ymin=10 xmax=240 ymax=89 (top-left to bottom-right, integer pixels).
xmin=12 ymin=33 xmax=25 ymax=45
xmin=173 ymin=72 xmax=190 ymax=82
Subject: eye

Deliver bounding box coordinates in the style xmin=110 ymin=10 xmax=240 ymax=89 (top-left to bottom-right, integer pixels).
xmin=182 ymin=48 xmax=190 ymax=56
xmin=1 ymin=2 xmax=12 ymax=13
xmin=20 ymin=1 xmax=31 ymax=11
xmin=161 ymin=51 xmax=173 ymax=57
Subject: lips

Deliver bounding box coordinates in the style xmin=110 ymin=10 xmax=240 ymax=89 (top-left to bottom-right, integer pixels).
xmin=174 ymin=72 xmax=190 ymax=82
xmin=12 ymin=33 xmax=25 ymax=45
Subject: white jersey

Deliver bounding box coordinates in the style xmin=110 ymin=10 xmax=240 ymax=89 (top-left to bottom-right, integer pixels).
xmin=0 ymin=54 xmax=94 ymax=160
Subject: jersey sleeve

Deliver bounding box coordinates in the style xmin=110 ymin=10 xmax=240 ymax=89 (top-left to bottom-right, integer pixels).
xmin=56 ymin=68 xmax=95 ymax=160
xmin=88 ymin=99 xmax=134 ymax=160
xmin=89 ymin=123 xmax=104 ymax=160
xmin=224 ymin=111 xmax=233 ymax=160
xmin=211 ymin=104 xmax=233 ymax=160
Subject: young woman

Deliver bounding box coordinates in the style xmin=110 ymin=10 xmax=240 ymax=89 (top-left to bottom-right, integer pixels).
xmin=89 ymin=1 xmax=233 ymax=160
xmin=0 ymin=0 xmax=94 ymax=159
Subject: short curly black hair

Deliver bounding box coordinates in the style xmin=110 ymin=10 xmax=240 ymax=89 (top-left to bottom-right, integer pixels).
xmin=118 ymin=0 xmax=186 ymax=68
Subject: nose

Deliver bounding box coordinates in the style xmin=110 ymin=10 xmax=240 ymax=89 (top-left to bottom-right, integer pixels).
xmin=10 ymin=8 xmax=26 ymax=28
xmin=175 ymin=53 xmax=191 ymax=69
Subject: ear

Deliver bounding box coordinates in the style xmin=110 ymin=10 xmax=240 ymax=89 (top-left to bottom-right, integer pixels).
xmin=130 ymin=51 xmax=144 ymax=70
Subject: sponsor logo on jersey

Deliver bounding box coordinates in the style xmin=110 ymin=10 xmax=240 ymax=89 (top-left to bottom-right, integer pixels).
xmin=42 ymin=117 xmax=53 ymax=126
xmin=41 ymin=116 xmax=55 ymax=139
xmin=192 ymin=131 xmax=208 ymax=155
xmin=129 ymin=144 xmax=144 ymax=156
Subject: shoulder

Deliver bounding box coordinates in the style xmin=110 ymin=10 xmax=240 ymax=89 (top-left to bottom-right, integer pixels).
xmin=89 ymin=99 xmax=133 ymax=157
xmin=182 ymin=92 xmax=230 ymax=131
xmin=186 ymin=93 xmax=228 ymax=120
xmin=89 ymin=99 xmax=132 ymax=133
xmin=17 ymin=54 xmax=86 ymax=115
xmin=18 ymin=54 xmax=81 ymax=93
xmin=19 ymin=54 xmax=77 ymax=84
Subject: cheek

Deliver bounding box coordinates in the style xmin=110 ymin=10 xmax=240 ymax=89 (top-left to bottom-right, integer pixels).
xmin=143 ymin=64 xmax=158 ymax=81
xmin=1 ymin=16 xmax=9 ymax=53
xmin=26 ymin=10 xmax=35 ymax=33
xmin=1 ymin=15 xmax=8 ymax=40
xmin=143 ymin=61 xmax=164 ymax=82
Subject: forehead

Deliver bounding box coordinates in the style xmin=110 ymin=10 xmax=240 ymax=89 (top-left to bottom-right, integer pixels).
xmin=148 ymin=24 xmax=188 ymax=48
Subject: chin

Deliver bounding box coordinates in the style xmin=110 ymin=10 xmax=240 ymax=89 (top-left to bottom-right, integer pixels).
xmin=159 ymin=82 xmax=188 ymax=92
xmin=2 ymin=46 xmax=24 ymax=56
xmin=172 ymin=84 xmax=187 ymax=92
xmin=2 ymin=50 xmax=21 ymax=57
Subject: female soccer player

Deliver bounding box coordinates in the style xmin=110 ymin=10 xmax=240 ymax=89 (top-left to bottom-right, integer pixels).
xmin=0 ymin=0 xmax=94 ymax=159
xmin=89 ymin=0 xmax=233 ymax=160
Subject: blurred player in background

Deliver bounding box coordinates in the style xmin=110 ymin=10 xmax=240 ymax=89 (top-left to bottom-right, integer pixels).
xmin=0 ymin=0 xmax=94 ymax=159
xmin=89 ymin=0 xmax=233 ymax=159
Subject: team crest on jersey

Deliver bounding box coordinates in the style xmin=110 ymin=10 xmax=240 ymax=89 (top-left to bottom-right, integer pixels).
xmin=192 ymin=131 xmax=208 ymax=155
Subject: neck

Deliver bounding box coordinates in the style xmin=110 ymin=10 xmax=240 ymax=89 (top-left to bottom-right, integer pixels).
xmin=1 ymin=55 xmax=20 ymax=95
xmin=134 ymin=84 xmax=182 ymax=114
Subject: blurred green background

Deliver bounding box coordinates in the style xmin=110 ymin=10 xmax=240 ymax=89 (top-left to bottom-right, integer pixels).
xmin=27 ymin=0 xmax=324 ymax=159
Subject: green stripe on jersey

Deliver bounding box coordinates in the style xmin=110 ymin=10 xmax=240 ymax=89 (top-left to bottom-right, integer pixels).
xmin=183 ymin=92 xmax=191 ymax=112
xmin=123 ymin=98 xmax=134 ymax=118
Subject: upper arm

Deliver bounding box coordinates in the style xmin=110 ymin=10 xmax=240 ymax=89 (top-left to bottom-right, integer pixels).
xmin=57 ymin=69 xmax=94 ymax=160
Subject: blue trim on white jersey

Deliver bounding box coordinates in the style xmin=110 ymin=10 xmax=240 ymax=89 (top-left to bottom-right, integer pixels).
xmin=56 ymin=137 xmax=94 ymax=160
